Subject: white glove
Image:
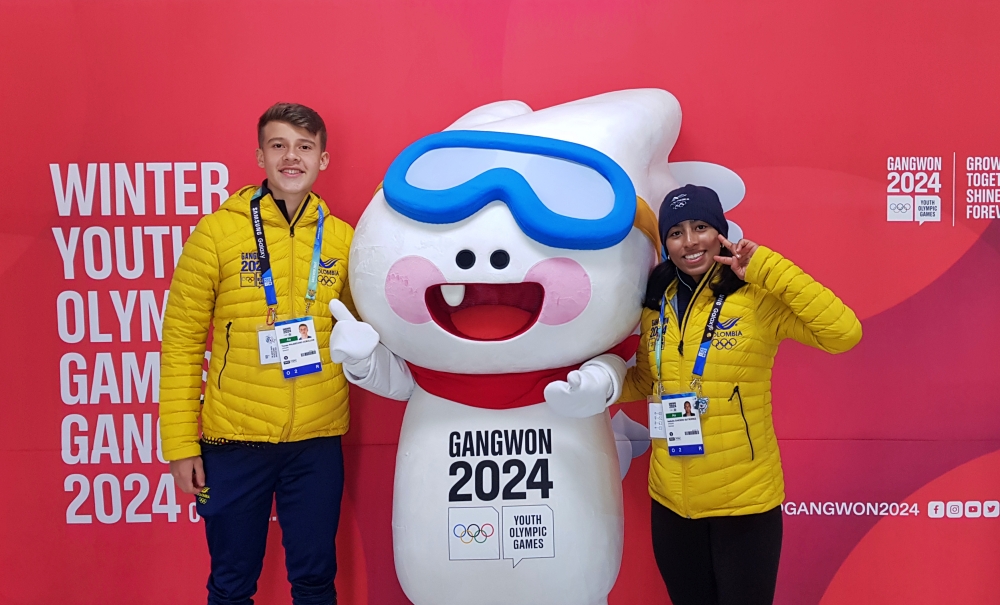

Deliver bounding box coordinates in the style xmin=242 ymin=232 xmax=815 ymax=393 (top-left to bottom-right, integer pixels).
xmin=544 ymin=354 xmax=626 ymax=418
xmin=328 ymin=300 xmax=380 ymax=366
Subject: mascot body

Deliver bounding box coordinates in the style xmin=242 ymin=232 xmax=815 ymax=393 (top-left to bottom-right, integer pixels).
xmin=331 ymin=90 xmax=683 ymax=605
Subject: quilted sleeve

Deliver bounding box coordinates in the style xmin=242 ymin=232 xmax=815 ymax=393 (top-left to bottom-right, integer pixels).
xmin=618 ymin=310 xmax=656 ymax=403
xmin=159 ymin=217 xmax=219 ymax=460
xmin=747 ymin=245 xmax=862 ymax=353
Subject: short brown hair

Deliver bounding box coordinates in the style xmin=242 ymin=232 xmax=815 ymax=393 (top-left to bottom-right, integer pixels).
xmin=257 ymin=103 xmax=328 ymax=151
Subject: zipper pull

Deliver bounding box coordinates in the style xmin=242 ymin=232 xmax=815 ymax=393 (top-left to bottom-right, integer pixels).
xmin=728 ymin=385 xmax=740 ymax=401
xmin=290 ymin=225 xmax=295 ymax=238
xmin=677 ymin=341 xmax=684 ymax=355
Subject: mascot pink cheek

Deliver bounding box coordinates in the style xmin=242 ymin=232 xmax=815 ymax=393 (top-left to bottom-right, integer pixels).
xmin=524 ymin=258 xmax=591 ymax=325
xmin=385 ymin=255 xmax=445 ymax=324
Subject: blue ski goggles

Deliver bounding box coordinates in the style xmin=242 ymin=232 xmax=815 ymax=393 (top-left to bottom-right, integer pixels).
xmin=382 ymin=130 xmax=637 ymax=250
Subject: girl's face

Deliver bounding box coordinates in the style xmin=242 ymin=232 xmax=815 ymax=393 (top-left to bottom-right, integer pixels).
xmin=664 ymin=220 xmax=721 ymax=277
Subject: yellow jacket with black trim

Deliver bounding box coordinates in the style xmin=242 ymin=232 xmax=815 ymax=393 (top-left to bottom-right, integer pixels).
xmin=619 ymin=246 xmax=862 ymax=518
xmin=159 ymin=185 xmax=355 ymax=461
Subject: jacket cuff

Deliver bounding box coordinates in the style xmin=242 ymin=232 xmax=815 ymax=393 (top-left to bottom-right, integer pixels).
xmin=163 ymin=441 xmax=202 ymax=461
xmin=581 ymin=354 xmax=627 ymax=404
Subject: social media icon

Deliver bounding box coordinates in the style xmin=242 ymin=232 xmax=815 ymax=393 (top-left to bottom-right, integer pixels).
xmin=965 ymin=501 xmax=982 ymax=518
xmin=984 ymin=501 xmax=1000 ymax=518
xmin=946 ymin=501 xmax=963 ymax=518
xmin=928 ymin=501 xmax=945 ymax=518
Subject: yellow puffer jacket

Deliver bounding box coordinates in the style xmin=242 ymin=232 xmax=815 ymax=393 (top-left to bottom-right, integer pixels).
xmin=159 ymin=185 xmax=354 ymax=461
xmin=619 ymin=246 xmax=862 ymax=518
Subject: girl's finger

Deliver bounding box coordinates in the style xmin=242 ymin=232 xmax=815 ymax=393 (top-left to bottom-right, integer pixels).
xmin=714 ymin=255 xmax=735 ymax=266
xmin=717 ymin=234 xmax=734 ymax=251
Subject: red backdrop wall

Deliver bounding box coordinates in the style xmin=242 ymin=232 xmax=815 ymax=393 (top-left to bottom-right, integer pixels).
xmin=2 ymin=1 xmax=999 ymax=603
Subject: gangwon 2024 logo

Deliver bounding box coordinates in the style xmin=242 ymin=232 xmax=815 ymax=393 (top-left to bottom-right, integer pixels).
xmin=240 ymin=251 xmax=261 ymax=287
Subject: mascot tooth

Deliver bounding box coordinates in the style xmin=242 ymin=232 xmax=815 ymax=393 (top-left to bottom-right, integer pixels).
xmin=330 ymin=89 xmax=682 ymax=605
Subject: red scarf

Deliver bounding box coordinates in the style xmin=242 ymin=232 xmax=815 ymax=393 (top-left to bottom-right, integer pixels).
xmin=406 ymin=336 xmax=639 ymax=409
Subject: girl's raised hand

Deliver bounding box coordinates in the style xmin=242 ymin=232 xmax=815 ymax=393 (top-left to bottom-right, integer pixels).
xmin=714 ymin=234 xmax=758 ymax=280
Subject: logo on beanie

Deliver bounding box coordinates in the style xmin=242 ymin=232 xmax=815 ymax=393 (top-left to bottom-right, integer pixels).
xmin=669 ymin=193 xmax=690 ymax=209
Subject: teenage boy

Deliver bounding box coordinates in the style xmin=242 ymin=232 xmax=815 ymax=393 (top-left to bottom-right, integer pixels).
xmin=160 ymin=103 xmax=355 ymax=605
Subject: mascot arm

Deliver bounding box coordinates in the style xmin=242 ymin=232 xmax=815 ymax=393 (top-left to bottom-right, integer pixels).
xmin=341 ymin=342 xmax=415 ymax=401
xmin=545 ymin=354 xmax=626 ymax=418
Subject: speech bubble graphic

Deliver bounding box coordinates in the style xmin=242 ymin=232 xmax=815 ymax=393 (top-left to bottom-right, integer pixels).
xmin=502 ymin=505 xmax=555 ymax=567
xmin=448 ymin=506 xmax=500 ymax=561
xmin=915 ymin=195 xmax=941 ymax=225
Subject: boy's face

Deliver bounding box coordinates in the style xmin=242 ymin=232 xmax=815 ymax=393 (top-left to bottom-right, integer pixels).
xmin=256 ymin=121 xmax=329 ymax=200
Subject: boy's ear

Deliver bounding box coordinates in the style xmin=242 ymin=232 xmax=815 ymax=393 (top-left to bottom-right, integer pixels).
xmin=319 ymin=151 xmax=330 ymax=171
xmin=255 ymin=147 xmax=265 ymax=168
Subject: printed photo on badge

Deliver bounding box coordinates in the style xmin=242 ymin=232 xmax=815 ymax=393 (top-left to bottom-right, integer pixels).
xmin=296 ymin=322 xmax=312 ymax=341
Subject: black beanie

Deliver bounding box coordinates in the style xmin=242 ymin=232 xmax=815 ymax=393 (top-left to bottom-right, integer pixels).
xmin=658 ymin=184 xmax=729 ymax=243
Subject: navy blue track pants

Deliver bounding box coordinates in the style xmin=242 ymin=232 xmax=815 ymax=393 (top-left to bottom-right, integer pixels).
xmin=196 ymin=436 xmax=344 ymax=605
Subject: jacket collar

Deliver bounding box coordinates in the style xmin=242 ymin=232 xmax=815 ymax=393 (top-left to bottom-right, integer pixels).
xmin=223 ymin=183 xmax=330 ymax=228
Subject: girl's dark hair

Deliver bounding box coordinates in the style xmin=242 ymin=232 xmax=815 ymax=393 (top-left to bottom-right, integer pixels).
xmin=642 ymin=247 xmax=747 ymax=311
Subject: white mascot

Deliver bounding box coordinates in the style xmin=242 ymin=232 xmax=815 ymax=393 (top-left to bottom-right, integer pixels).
xmin=330 ymin=89 xmax=683 ymax=605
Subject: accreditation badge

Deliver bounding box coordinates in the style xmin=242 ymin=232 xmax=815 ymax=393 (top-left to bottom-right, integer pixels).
xmin=274 ymin=317 xmax=323 ymax=378
xmin=257 ymin=325 xmax=280 ymax=365
xmin=648 ymin=395 xmax=668 ymax=439
xmin=661 ymin=392 xmax=704 ymax=456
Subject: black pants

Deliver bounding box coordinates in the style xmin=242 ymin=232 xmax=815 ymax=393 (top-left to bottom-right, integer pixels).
xmin=650 ymin=499 xmax=783 ymax=605
xmin=197 ymin=436 xmax=344 ymax=605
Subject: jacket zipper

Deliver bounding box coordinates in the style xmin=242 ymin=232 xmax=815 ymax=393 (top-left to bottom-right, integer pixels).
xmin=673 ymin=267 xmax=716 ymax=517
xmin=281 ymin=197 xmax=310 ymax=441
xmin=218 ymin=321 xmax=233 ymax=389
xmin=729 ymin=385 xmax=754 ymax=461
xmin=676 ymin=265 xmax=716 ymax=356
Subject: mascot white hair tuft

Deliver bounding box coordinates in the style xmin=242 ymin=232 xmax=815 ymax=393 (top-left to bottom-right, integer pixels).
xmin=331 ymin=89 xmax=685 ymax=605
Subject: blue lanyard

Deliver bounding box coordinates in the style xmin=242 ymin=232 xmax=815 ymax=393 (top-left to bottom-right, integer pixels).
xmin=692 ymin=294 xmax=727 ymax=378
xmin=305 ymin=205 xmax=325 ymax=314
xmin=249 ymin=189 xmax=325 ymax=323
xmin=654 ymin=290 xmax=727 ymax=391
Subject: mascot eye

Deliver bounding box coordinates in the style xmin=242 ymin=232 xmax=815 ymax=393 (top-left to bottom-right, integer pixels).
xmin=456 ymin=249 xmax=476 ymax=269
xmin=490 ymin=250 xmax=510 ymax=269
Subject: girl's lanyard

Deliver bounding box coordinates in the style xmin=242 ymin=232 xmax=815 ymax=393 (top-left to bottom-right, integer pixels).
xmin=655 ymin=291 xmax=727 ymax=414
xmin=249 ymin=188 xmax=325 ymax=324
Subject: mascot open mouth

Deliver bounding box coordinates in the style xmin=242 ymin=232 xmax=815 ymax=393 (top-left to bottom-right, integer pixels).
xmin=425 ymin=283 xmax=545 ymax=341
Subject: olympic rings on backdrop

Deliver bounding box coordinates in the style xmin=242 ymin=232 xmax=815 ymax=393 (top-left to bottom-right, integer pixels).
xmin=889 ymin=203 xmax=911 ymax=212
xmin=452 ymin=523 xmax=495 ymax=544
xmin=713 ymin=338 xmax=738 ymax=350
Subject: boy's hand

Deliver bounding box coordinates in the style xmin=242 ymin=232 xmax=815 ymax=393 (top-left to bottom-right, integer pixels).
xmin=170 ymin=456 xmax=205 ymax=494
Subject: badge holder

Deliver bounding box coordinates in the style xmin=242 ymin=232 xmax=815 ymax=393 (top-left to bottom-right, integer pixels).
xmin=274 ymin=317 xmax=322 ymax=378
xmin=257 ymin=305 xmax=280 ymax=365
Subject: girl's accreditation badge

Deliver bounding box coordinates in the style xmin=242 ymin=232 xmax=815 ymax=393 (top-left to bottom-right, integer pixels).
xmin=660 ymin=392 xmax=704 ymax=456
xmin=274 ymin=317 xmax=323 ymax=379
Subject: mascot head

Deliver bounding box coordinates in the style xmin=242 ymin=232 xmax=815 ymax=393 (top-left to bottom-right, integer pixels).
xmin=349 ymin=89 xmax=684 ymax=373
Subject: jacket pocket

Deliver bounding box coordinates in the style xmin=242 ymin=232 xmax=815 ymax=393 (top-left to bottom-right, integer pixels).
xmin=218 ymin=321 xmax=233 ymax=389
xmin=729 ymin=385 xmax=754 ymax=461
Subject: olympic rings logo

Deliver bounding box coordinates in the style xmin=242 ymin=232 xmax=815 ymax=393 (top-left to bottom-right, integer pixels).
xmin=713 ymin=338 xmax=738 ymax=350
xmin=889 ymin=203 xmax=911 ymax=212
xmin=453 ymin=523 xmax=495 ymax=544
xmin=318 ymin=275 xmax=337 ymax=287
